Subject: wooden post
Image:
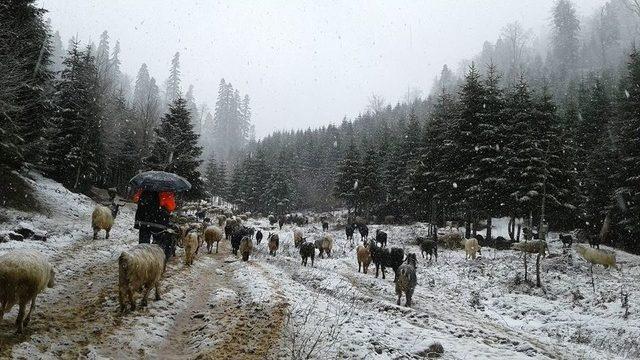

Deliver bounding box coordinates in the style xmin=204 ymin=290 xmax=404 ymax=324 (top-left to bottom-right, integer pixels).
xmin=524 ymin=254 xmax=528 ymax=282
xmin=590 ymin=264 xmax=595 ymax=292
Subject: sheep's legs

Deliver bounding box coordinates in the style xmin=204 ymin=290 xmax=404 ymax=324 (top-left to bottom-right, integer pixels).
xmin=118 ymin=285 xmax=127 ymax=313
xmin=406 ymin=290 xmax=413 ymax=307
xmin=396 ymin=293 xmax=401 ymax=306
xmin=358 ymin=262 xmax=361 ymax=273
xmin=127 ymin=287 xmax=136 ymax=311
xmin=106 ymin=229 xmax=110 ymax=239
xmin=155 ymin=282 xmax=161 ymax=301
xmin=93 ymin=228 xmax=99 ymax=240
xmin=216 ymin=241 xmax=219 ymax=254
xmin=141 ymin=285 xmax=151 ymax=307
xmin=16 ymin=301 xmax=27 ymax=333
xmin=23 ymin=296 xmax=36 ymax=327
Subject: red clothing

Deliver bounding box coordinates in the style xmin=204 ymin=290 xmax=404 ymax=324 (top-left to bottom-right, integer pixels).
xmin=132 ymin=189 xmax=176 ymax=212
xmin=159 ymin=191 xmax=176 ymax=212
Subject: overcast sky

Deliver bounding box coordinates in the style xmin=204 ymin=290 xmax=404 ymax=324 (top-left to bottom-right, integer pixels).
xmin=41 ymin=0 xmax=606 ymax=138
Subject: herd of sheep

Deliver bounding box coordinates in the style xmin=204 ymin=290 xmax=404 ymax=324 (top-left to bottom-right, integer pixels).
xmin=0 ymin=202 xmax=622 ymax=335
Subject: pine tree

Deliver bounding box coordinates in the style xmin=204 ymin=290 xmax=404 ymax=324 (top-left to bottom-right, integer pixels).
xmin=48 ymin=42 xmax=105 ymax=191
xmin=576 ymin=79 xmax=618 ymax=231
xmin=412 ymin=89 xmax=457 ymax=223
xmin=616 ymin=49 xmax=640 ymax=251
xmin=165 ymin=52 xmax=181 ymax=105
xmin=550 ymin=0 xmax=580 ymax=83
xmin=145 ymin=97 xmax=204 ymax=199
xmin=504 ymin=75 xmax=542 ymax=219
xmin=357 ymin=143 xmax=382 ymax=216
xmin=265 ymin=151 xmax=296 ymax=214
xmin=456 ymin=63 xmax=486 ymax=224
xmin=335 ymin=140 xmax=360 ymax=213
xmin=185 ymin=85 xmax=200 ymax=133
xmin=397 ymin=109 xmax=423 ymax=217
xmin=133 ymin=63 xmax=161 ymax=159
xmin=0 ymin=0 xmax=54 ymax=170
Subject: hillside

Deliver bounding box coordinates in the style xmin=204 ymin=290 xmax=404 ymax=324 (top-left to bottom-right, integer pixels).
xmin=0 ymin=174 xmax=638 ymax=359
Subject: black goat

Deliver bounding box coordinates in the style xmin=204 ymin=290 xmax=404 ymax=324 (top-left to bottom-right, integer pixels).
xmin=375 ymin=229 xmax=387 ymax=247
xmin=358 ymin=224 xmax=369 ymax=242
xmin=231 ymin=226 xmax=253 ymax=255
xmin=256 ymin=230 xmax=263 ymax=245
xmin=559 ymin=233 xmax=573 ymax=248
xmin=300 ymin=241 xmax=315 ymax=267
xmin=418 ymin=237 xmax=438 ymax=261
xmin=385 ymin=248 xmax=405 ymax=282
xmin=345 ymin=224 xmax=356 ymax=244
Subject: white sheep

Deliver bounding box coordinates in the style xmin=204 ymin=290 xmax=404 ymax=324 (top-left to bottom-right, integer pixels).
xmin=293 ymin=228 xmax=304 ymax=248
xmin=183 ymin=233 xmax=199 ymax=266
xmin=91 ymin=204 xmax=120 ymax=239
xmin=204 ymin=226 xmax=224 ymax=254
xmin=118 ymin=244 xmax=165 ymax=313
xmin=463 ymin=238 xmax=481 ymax=260
xmin=0 ymin=250 xmax=55 ymax=333
xmin=576 ymin=244 xmax=618 ymax=269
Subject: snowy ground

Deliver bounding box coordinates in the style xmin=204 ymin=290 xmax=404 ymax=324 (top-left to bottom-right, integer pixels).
xmin=0 ymin=174 xmax=639 ymax=359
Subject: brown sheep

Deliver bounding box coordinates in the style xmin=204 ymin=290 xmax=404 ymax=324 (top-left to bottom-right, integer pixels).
xmin=203 ymin=226 xmax=224 ymax=254
xmin=356 ymin=244 xmax=372 ymax=274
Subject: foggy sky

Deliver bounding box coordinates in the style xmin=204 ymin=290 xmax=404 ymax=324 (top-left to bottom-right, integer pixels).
xmin=41 ymin=0 xmax=606 ymax=138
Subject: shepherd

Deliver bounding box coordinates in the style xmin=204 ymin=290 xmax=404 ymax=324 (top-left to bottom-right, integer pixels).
xmin=129 ymin=171 xmax=191 ymax=260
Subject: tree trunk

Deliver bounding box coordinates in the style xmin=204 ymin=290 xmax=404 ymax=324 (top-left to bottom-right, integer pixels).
xmin=508 ymin=216 xmax=515 ymax=241
xmin=523 ymin=254 xmax=528 ymax=282
xmin=486 ymin=216 xmax=493 ymax=241
xmin=516 ymin=223 xmax=521 ymax=242
xmin=536 ymin=253 xmax=541 ymax=287
xmin=465 ymin=219 xmax=471 ymax=238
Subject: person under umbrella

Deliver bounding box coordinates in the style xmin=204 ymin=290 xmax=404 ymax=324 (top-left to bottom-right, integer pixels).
xmin=130 ymin=171 xmax=190 ymax=260
xmin=133 ymin=189 xmax=176 ymax=244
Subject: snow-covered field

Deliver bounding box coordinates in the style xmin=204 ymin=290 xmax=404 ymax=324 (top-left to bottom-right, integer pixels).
xmin=1 ymin=174 xmax=639 ymax=359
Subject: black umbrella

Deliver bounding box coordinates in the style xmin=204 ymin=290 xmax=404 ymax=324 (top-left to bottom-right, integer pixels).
xmin=129 ymin=171 xmax=191 ymax=192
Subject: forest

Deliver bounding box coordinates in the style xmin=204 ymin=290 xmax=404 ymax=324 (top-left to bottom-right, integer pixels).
xmin=1 ymin=0 xmax=639 ymax=253
xmin=225 ymin=0 xmax=640 ymax=253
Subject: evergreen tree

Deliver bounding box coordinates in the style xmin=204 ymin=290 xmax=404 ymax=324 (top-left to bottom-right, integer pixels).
xmin=145 ymin=97 xmax=204 ymax=199
xmin=550 ymin=0 xmax=580 ymax=82
xmin=49 ymin=42 xmax=105 ymax=191
xmin=357 ymin=143 xmax=382 ymax=215
xmin=504 ymin=75 xmax=541 ymax=219
xmin=334 ymin=140 xmax=360 ymax=213
xmin=616 ymin=49 xmax=640 ymax=250
xmin=0 ymin=0 xmax=54 ymax=170
xmin=265 ymin=151 xmax=296 ymax=214
xmin=576 ymin=79 xmax=618 ymax=231
xmin=165 ymin=51 xmax=181 ymax=105
xmin=133 ymin=63 xmax=161 ymax=159
xmin=456 ymin=63 xmax=486 ymax=223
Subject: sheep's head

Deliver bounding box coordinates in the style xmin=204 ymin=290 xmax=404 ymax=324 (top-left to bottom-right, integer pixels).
xmin=110 ymin=203 xmax=121 ymax=218
xmin=48 ymin=268 xmax=56 ymax=288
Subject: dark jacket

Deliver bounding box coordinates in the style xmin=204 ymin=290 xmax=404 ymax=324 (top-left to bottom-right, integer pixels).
xmin=135 ymin=191 xmax=170 ymax=229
